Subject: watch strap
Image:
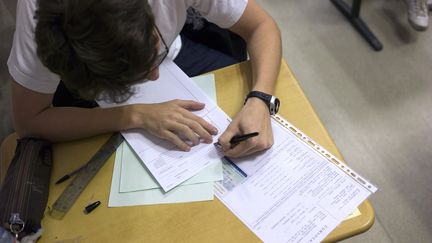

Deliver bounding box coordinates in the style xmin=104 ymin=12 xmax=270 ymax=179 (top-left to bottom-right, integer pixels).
xmin=244 ymin=91 xmax=280 ymax=115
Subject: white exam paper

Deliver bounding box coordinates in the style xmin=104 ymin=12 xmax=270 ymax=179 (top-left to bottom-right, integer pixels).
xmin=99 ymin=60 xmax=231 ymax=191
xmin=215 ymin=119 xmax=377 ymax=243
xmin=119 ymin=141 xmax=222 ymax=192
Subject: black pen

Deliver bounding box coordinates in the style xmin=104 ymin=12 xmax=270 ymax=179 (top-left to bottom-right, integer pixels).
xmin=214 ymin=132 xmax=259 ymax=148
xmin=55 ymin=164 xmax=87 ymax=184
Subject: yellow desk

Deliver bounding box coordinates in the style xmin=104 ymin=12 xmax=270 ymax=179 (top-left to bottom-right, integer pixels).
xmin=0 ymin=60 xmax=374 ymax=242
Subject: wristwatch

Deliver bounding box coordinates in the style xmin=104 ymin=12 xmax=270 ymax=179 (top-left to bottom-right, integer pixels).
xmin=244 ymin=91 xmax=280 ymax=115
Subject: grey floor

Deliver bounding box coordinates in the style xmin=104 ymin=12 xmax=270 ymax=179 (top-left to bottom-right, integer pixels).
xmin=1 ymin=0 xmax=431 ymax=242
xmin=258 ymin=0 xmax=432 ymax=242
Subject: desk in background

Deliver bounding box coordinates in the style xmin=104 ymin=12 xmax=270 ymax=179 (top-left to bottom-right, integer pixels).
xmin=0 ymin=60 xmax=374 ymax=242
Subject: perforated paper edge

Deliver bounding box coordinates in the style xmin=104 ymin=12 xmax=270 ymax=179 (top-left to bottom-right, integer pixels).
xmin=272 ymin=114 xmax=378 ymax=193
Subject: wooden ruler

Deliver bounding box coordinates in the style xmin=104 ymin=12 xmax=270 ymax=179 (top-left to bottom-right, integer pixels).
xmin=49 ymin=133 xmax=124 ymax=219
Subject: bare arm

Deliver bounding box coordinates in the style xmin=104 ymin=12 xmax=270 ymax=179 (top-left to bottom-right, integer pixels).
xmin=11 ymin=80 xmax=217 ymax=150
xmin=230 ymin=0 xmax=282 ymax=94
xmin=12 ymin=80 xmax=128 ymax=141
xmin=219 ymin=0 xmax=282 ymax=157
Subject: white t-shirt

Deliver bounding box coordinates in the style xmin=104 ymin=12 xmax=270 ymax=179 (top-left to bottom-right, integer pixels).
xmin=7 ymin=0 xmax=247 ymax=94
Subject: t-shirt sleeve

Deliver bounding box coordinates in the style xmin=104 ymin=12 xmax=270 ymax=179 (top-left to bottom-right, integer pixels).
xmin=7 ymin=0 xmax=60 ymax=94
xmin=186 ymin=0 xmax=248 ymax=29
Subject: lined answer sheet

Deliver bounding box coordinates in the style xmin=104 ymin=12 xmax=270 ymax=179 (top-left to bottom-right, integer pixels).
xmin=215 ymin=118 xmax=377 ymax=243
xmin=98 ymin=60 xmax=230 ymax=191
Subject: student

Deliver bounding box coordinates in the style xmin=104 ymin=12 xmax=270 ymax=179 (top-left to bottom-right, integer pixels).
xmin=8 ymin=0 xmax=282 ymax=158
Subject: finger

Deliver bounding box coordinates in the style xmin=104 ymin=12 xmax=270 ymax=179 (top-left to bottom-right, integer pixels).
xmin=182 ymin=112 xmax=218 ymax=136
xmin=176 ymin=100 xmax=205 ymax=111
xmin=224 ymin=138 xmax=264 ymax=158
xmin=218 ymin=128 xmax=240 ymax=151
xmin=179 ymin=117 xmax=214 ymax=143
xmin=161 ymin=130 xmax=191 ymax=152
xmin=171 ymin=122 xmax=200 ymax=146
xmin=224 ymin=141 xmax=254 ymax=158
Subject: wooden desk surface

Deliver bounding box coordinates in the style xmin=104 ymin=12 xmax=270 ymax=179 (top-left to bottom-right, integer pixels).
xmin=0 ymin=60 xmax=374 ymax=242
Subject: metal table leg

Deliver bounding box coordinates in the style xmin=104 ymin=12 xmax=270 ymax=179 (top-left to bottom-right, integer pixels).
xmin=330 ymin=0 xmax=383 ymax=51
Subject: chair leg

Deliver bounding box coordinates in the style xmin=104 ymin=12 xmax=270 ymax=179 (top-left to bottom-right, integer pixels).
xmin=330 ymin=0 xmax=383 ymax=51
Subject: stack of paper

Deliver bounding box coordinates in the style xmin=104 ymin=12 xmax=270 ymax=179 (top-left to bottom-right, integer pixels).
xmin=109 ymin=141 xmax=222 ymax=207
xmin=107 ymin=74 xmax=223 ymax=207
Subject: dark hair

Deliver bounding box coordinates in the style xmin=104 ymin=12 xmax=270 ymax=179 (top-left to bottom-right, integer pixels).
xmin=35 ymin=0 xmax=158 ymax=102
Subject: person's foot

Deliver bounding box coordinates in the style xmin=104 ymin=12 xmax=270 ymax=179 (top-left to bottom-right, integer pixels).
xmin=428 ymin=0 xmax=432 ymax=11
xmin=406 ymin=0 xmax=429 ymax=31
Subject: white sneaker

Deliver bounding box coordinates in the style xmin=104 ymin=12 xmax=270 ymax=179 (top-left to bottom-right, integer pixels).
xmin=406 ymin=0 xmax=429 ymax=31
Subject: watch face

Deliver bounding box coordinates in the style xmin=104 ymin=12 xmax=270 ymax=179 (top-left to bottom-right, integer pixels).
xmin=269 ymin=96 xmax=280 ymax=115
